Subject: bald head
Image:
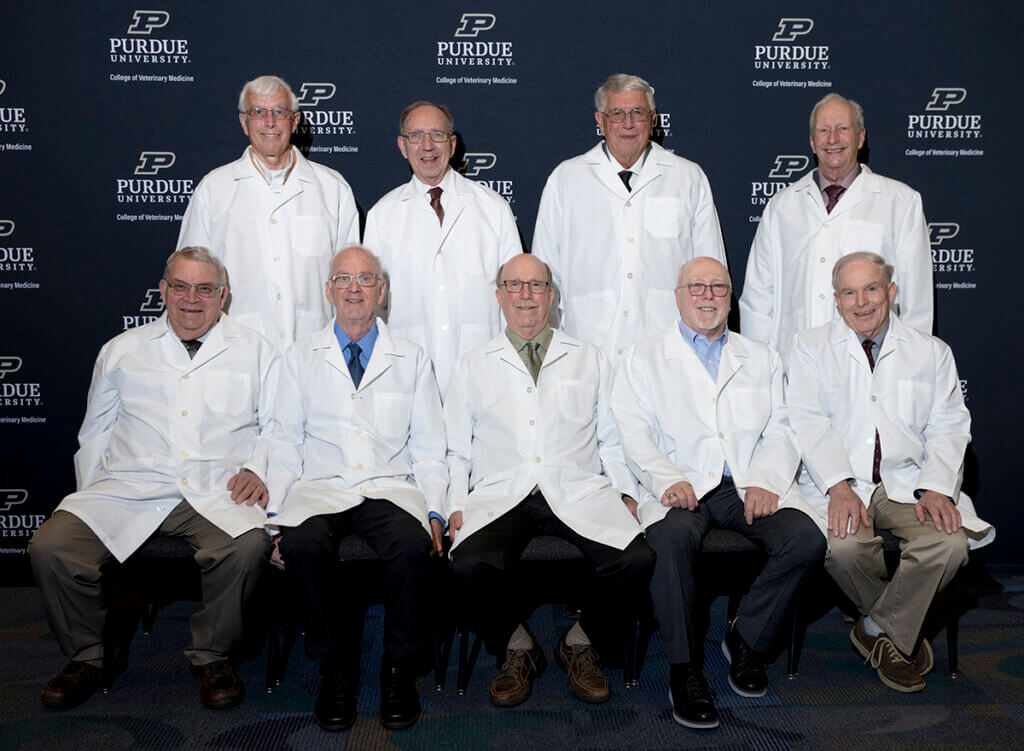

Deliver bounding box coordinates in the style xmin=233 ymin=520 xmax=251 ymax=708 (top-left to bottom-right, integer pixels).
xmin=675 ymin=256 xmax=731 ymax=341
xmin=496 ymin=253 xmax=554 ymax=340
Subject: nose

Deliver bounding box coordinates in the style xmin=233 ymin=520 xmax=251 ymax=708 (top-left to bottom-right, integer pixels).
xmin=700 ymin=285 xmax=714 ymax=299
xmin=184 ymin=285 xmax=201 ymax=302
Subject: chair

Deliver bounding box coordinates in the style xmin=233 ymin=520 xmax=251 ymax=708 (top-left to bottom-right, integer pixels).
xmin=265 ymin=533 xmax=449 ymax=693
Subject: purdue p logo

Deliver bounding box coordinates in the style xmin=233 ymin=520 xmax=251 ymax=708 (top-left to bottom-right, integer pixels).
xmin=134 ymin=151 xmax=176 ymax=175
xmin=0 ymin=489 xmax=28 ymax=513
xmin=127 ymin=10 xmax=170 ymax=35
xmin=926 ymin=88 xmax=967 ymax=112
xmin=772 ymin=18 xmax=814 ymax=42
xmin=0 ymin=219 xmax=13 ymax=237
xmin=455 ymin=13 xmax=496 ymax=37
xmin=463 ymin=153 xmax=497 ymax=178
xmin=768 ymin=155 xmax=810 ymax=180
xmin=0 ymin=356 xmax=23 ymax=379
xmin=298 ymin=82 xmax=336 ymax=107
xmin=928 ymin=222 xmax=961 ymax=246
xmin=140 ymin=288 xmax=164 ymax=313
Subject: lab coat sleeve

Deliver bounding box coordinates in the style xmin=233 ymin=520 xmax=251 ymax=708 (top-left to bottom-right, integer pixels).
xmin=743 ymin=347 xmax=801 ymax=495
xmin=610 ymin=347 xmax=689 ymax=508
xmin=894 ymin=191 xmax=934 ymax=335
xmin=531 ymin=172 xmax=564 ymax=318
xmin=263 ymin=345 xmax=305 ymax=514
xmin=739 ymin=203 xmax=777 ymax=346
xmin=786 ymin=334 xmax=857 ymax=494
xmin=239 ymin=340 xmax=283 ymax=487
xmin=692 ymin=168 xmax=728 ymax=267
xmin=408 ymin=352 xmax=449 ymax=518
xmin=73 ymin=344 xmax=120 ymax=491
xmin=916 ymin=342 xmax=970 ymax=499
xmin=443 ymin=358 xmax=474 ymax=518
xmin=177 ymin=176 xmax=212 ymax=250
xmin=595 ymin=351 xmax=640 ymax=499
xmin=497 ymin=196 xmax=524 ymax=263
xmin=335 ymin=178 xmax=360 ymax=247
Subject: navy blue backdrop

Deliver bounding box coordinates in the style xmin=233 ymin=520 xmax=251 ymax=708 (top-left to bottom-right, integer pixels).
xmin=1 ymin=1 xmax=1020 ymax=581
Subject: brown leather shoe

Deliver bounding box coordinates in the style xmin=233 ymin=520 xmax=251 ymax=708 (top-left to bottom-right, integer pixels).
xmin=191 ymin=659 xmax=244 ymax=709
xmin=41 ymin=661 xmax=103 ymax=709
xmin=866 ymin=636 xmax=925 ymax=692
xmin=489 ymin=640 xmax=547 ymax=707
xmin=850 ymin=616 xmax=879 ymax=659
xmin=912 ymin=638 xmax=934 ymax=676
xmin=555 ymin=632 xmax=610 ymax=703
xmin=852 ymin=617 xmax=933 ymax=676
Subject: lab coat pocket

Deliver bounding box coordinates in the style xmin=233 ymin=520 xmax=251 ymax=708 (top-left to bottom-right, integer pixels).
xmin=204 ymin=372 xmax=251 ymax=416
xmin=840 ymin=220 xmax=884 ymax=253
xmin=557 ymin=379 xmax=597 ymax=424
xmin=569 ymin=289 xmax=614 ymax=344
xmin=897 ymin=380 xmax=932 ymax=431
xmin=374 ymin=392 xmax=414 ymax=441
xmin=292 ymin=216 xmax=330 ymax=257
xmin=644 ymin=197 xmax=687 ymax=238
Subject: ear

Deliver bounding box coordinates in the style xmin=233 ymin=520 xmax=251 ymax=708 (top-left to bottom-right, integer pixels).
xmin=398 ymin=135 xmax=409 ymax=159
xmin=857 ymin=128 xmax=866 ymax=150
xmin=239 ymin=112 xmax=249 ymax=136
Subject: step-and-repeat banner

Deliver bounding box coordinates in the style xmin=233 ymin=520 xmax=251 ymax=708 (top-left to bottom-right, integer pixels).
xmin=1 ymin=1 xmax=1019 ymax=580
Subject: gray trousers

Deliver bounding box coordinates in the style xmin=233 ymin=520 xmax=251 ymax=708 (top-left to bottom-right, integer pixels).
xmin=645 ymin=480 xmax=825 ymax=665
xmin=825 ymin=485 xmax=968 ymax=655
xmin=28 ymin=503 xmax=270 ymax=667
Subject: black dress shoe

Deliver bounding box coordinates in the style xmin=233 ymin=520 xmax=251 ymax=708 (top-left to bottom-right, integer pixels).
xmin=721 ymin=624 xmax=767 ymax=698
xmin=315 ymin=672 xmax=357 ymax=731
xmin=41 ymin=661 xmax=104 ymax=709
xmin=191 ymin=660 xmax=245 ymax=709
xmin=668 ymin=663 xmax=719 ymax=729
xmin=380 ymin=665 xmax=420 ymax=730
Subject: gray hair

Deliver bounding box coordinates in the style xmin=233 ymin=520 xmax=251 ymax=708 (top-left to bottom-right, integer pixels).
xmin=810 ymin=92 xmax=865 ymax=136
xmin=331 ymin=244 xmax=384 ymax=279
xmin=595 ymin=74 xmax=656 ymax=113
xmin=238 ymin=75 xmax=298 ymax=113
xmin=676 ymin=256 xmax=732 ymax=287
xmin=831 ymin=252 xmax=893 ymax=290
xmin=165 ymin=246 xmax=228 ymax=287
xmin=495 ymin=254 xmax=553 ymax=286
xmin=399 ymin=101 xmax=454 ymax=135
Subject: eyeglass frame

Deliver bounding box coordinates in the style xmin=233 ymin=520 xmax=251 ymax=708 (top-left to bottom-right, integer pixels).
xmin=329 ymin=272 xmax=381 ymax=288
xmin=242 ymin=106 xmax=296 ymax=121
xmin=676 ymin=282 xmax=732 ymax=298
xmin=163 ymin=279 xmax=225 ymax=298
xmin=400 ymin=130 xmax=453 ymax=144
xmin=600 ymin=107 xmax=653 ymax=124
xmin=498 ymin=279 xmax=551 ymax=294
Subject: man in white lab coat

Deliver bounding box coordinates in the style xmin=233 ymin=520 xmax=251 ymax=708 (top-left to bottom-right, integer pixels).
xmin=29 ymin=247 xmax=279 ymax=710
xmin=178 ymin=75 xmax=359 ymax=348
xmin=741 ymin=93 xmax=933 ymax=361
xmin=363 ymin=101 xmax=521 ymax=395
xmin=612 ymin=257 xmax=824 ymax=730
xmin=267 ymin=245 xmax=447 ymax=732
xmin=445 ymin=253 xmax=654 ymax=708
xmin=788 ymin=251 xmax=993 ymax=693
xmin=532 ymin=74 xmax=727 ymax=362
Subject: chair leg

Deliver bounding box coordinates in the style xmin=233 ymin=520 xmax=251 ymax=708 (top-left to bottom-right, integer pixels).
xmin=946 ymin=583 xmax=959 ymax=678
xmin=622 ymin=619 xmax=636 ymax=688
xmin=726 ymin=592 xmax=742 ymax=623
xmin=787 ymin=605 xmax=803 ymax=679
xmin=433 ymin=607 xmax=450 ymax=692
xmin=265 ymin=601 xmax=279 ymax=693
xmin=457 ymin=613 xmax=470 ymax=695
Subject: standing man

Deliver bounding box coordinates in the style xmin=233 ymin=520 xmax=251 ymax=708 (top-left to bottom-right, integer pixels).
xmin=788 ymin=252 xmax=993 ymax=692
xmin=363 ymin=101 xmax=521 ymax=394
xmin=29 ymin=247 xmax=279 ymax=710
xmin=741 ymin=93 xmax=933 ymax=360
xmin=179 ymin=75 xmax=359 ymax=348
xmin=532 ymin=74 xmax=726 ymax=361
xmin=612 ymin=257 xmax=824 ymax=729
xmin=446 ymin=253 xmax=654 ymax=708
xmin=267 ymin=246 xmax=447 ymax=731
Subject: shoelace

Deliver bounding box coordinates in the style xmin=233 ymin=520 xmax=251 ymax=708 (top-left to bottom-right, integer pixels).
xmin=732 ymin=637 xmax=763 ymax=673
xmin=498 ymin=649 xmax=532 ymax=678
xmin=867 ymin=636 xmax=911 ymax=668
xmin=684 ymin=669 xmax=716 ymax=703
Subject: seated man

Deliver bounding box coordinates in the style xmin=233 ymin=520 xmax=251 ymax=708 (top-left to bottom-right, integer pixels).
xmin=267 ymin=245 xmax=447 ymax=731
xmin=612 ymin=256 xmax=825 ymax=729
xmin=446 ymin=253 xmax=654 ymax=708
xmin=29 ymin=246 xmax=278 ymax=710
xmin=788 ymin=251 xmax=994 ymax=692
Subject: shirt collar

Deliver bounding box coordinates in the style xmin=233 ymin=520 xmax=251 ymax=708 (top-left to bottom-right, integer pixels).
xmin=249 ymin=146 xmax=296 ymax=187
xmin=334 ymin=320 xmax=379 ymax=358
xmin=602 ymin=142 xmax=651 ymax=173
xmin=855 ymin=321 xmax=889 ymax=349
xmin=815 ymin=163 xmax=860 ymax=192
xmin=505 ymin=325 xmax=553 ymax=353
xmin=678 ymin=319 xmax=727 ymax=349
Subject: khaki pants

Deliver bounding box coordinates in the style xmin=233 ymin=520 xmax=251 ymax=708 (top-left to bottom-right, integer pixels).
xmin=29 ymin=503 xmax=270 ymax=667
xmin=825 ymin=485 xmax=967 ymax=655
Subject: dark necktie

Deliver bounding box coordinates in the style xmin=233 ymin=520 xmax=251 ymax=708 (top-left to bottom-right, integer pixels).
xmin=345 ymin=342 xmax=364 ymax=388
xmin=862 ymin=338 xmax=882 ymax=484
xmin=824 ymin=184 xmax=845 ymax=214
xmin=182 ymin=339 xmax=201 ymax=359
xmin=618 ymin=170 xmax=633 ymax=192
xmin=428 ymin=186 xmax=444 ymax=226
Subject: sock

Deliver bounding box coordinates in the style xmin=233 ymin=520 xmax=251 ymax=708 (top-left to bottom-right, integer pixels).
xmin=507 ymin=624 xmax=533 ymax=650
xmin=863 ymin=615 xmax=883 ymax=637
xmin=564 ymin=621 xmax=590 ymax=647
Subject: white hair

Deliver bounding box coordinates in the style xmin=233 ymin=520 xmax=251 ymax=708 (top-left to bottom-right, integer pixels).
xmin=238 ymin=75 xmax=298 ymax=113
xmin=595 ymin=74 xmax=656 ymax=112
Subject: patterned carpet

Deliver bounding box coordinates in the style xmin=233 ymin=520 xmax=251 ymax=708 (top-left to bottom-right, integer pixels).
xmin=3 ymin=569 xmax=1024 ymax=750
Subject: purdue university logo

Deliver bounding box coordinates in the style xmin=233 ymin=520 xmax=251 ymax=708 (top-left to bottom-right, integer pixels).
xmin=134 ymin=151 xmax=176 ymax=175
xmin=126 ymin=10 xmax=170 ymax=35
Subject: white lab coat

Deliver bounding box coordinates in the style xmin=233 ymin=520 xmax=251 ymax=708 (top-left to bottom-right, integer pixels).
xmin=740 ymin=166 xmax=933 ymax=362
xmin=57 ymin=314 xmax=282 ymax=562
xmin=363 ymin=168 xmax=522 ymax=395
xmin=532 ymin=141 xmax=727 ymax=361
xmin=266 ymin=319 xmax=447 ymax=534
xmin=444 ymin=329 xmax=641 ymax=552
xmin=787 ymin=314 xmax=993 ymax=548
xmin=177 ymin=146 xmax=360 ymax=347
xmin=612 ymin=327 xmax=821 ymax=534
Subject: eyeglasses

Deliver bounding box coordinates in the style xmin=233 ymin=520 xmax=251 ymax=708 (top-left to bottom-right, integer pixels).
xmin=401 ymin=130 xmax=451 ymax=144
xmin=678 ymin=282 xmax=731 ymax=297
xmin=165 ymin=280 xmax=223 ymax=298
xmin=602 ymin=107 xmax=651 ymax=123
xmin=499 ymin=280 xmax=550 ymax=294
xmin=243 ymin=107 xmax=295 ymax=121
xmin=329 ymin=273 xmax=380 ymax=288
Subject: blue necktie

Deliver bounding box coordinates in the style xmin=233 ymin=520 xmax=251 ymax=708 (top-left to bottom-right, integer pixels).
xmin=345 ymin=342 xmax=364 ymax=387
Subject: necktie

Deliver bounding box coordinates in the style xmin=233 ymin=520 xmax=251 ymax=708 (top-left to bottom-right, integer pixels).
xmin=524 ymin=341 xmax=543 ymax=383
xmin=618 ymin=170 xmax=633 ymax=192
xmin=345 ymin=342 xmax=364 ymax=388
xmin=824 ymin=184 xmax=845 ymax=214
xmin=862 ymin=338 xmax=882 ymax=483
xmin=428 ymin=186 xmax=444 ymax=226
xmin=182 ymin=339 xmax=201 ymax=359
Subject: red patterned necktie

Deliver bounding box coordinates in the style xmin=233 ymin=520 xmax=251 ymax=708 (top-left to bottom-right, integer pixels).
xmin=825 ymin=184 xmax=845 ymax=214
xmin=428 ymin=186 xmax=444 ymax=226
xmin=862 ymin=338 xmax=882 ymax=484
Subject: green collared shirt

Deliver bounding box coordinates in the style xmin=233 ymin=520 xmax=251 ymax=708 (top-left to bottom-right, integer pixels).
xmin=505 ymin=325 xmax=553 ymax=384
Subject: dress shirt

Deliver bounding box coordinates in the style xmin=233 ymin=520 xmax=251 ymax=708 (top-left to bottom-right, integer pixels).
xmin=815 ymin=166 xmax=860 ymax=204
xmin=333 ymin=320 xmax=378 ymax=370
xmin=505 ymin=325 xmax=554 ymax=381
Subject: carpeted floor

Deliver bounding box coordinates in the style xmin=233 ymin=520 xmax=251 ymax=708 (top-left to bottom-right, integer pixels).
xmin=3 ymin=571 xmax=1024 ymax=750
